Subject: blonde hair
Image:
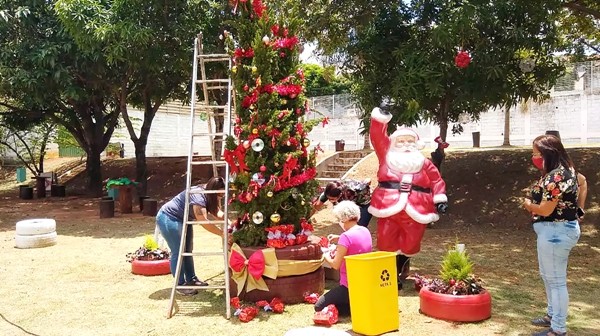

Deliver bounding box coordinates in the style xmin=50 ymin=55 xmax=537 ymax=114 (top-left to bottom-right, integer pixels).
xmin=333 ymin=200 xmax=361 ymax=223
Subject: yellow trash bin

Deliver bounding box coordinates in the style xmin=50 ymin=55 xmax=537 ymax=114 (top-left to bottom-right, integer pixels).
xmin=345 ymin=251 xmax=399 ymax=335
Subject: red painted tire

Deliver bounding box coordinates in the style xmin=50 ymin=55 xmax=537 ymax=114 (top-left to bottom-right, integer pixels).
xmin=131 ymin=258 xmax=171 ymax=276
xmin=419 ymin=287 xmax=492 ymax=322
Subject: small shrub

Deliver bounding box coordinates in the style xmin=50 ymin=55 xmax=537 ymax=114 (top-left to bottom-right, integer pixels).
xmin=126 ymin=235 xmax=169 ymax=262
xmin=414 ymin=244 xmax=485 ymax=296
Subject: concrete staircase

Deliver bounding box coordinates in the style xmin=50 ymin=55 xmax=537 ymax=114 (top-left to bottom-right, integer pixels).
xmin=316 ymin=150 xmax=372 ymax=185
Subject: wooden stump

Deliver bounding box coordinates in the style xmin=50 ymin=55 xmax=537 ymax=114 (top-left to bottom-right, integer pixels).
xmin=139 ymin=196 xmax=151 ymax=212
xmin=142 ymin=198 xmax=158 ymax=217
xmin=117 ymin=185 xmax=133 ymax=214
xmin=19 ymin=186 xmax=33 ymax=200
xmin=99 ymin=199 xmax=115 ymax=218
xmin=51 ymin=184 xmax=66 ymax=197
xmin=35 ymin=176 xmax=46 ymax=198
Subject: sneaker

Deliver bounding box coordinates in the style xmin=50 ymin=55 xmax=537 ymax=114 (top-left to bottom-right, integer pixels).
xmin=531 ymin=315 xmax=551 ymax=327
xmin=177 ymin=288 xmax=199 ymax=296
xmin=531 ymin=328 xmax=566 ymax=336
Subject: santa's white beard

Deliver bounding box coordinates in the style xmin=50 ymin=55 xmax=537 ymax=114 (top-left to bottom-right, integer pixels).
xmin=386 ymin=147 xmax=425 ymax=174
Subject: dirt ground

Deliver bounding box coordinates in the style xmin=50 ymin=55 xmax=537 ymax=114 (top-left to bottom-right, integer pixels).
xmin=0 ymin=147 xmax=599 ymax=336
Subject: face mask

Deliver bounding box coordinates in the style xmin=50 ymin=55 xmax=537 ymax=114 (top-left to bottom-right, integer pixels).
xmin=532 ymin=156 xmax=544 ymax=170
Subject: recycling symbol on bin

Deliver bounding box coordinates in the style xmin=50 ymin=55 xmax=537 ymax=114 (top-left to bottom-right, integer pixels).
xmin=380 ymin=269 xmax=390 ymax=282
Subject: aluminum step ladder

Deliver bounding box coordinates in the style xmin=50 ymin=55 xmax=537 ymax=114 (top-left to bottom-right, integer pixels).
xmin=166 ymin=32 xmax=233 ymax=319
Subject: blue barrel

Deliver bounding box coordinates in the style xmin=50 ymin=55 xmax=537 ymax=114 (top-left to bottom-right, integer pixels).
xmin=107 ymin=187 xmax=119 ymax=200
xmin=16 ymin=167 xmax=26 ymax=183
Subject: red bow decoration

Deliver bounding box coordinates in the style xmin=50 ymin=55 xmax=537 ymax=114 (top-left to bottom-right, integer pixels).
xmin=229 ymin=244 xmax=278 ymax=295
xmin=304 ymin=292 xmax=320 ymax=304
xmin=434 ymin=136 xmax=450 ymax=149
xmin=313 ymin=304 xmax=339 ymax=326
xmin=223 ymin=144 xmax=249 ymax=174
xmin=230 ymin=249 xmax=265 ymax=280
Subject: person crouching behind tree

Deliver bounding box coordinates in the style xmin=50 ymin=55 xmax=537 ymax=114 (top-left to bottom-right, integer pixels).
xmin=312 ymin=179 xmax=373 ymax=227
xmin=314 ymin=200 xmax=372 ymax=316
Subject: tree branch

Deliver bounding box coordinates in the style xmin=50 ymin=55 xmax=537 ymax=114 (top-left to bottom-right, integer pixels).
xmin=563 ymin=2 xmax=600 ymax=20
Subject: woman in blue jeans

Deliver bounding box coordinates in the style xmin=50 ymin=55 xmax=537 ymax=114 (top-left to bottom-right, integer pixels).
xmin=157 ymin=177 xmax=228 ymax=296
xmin=523 ymin=135 xmax=580 ymax=336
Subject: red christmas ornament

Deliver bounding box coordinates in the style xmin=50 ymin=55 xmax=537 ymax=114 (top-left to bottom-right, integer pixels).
xmin=455 ymin=51 xmax=471 ymax=69
xmin=260 ymin=165 xmax=267 ymax=172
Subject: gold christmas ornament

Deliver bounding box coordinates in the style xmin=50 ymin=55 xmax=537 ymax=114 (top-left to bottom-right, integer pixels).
xmin=270 ymin=213 xmax=281 ymax=223
xmin=267 ymin=191 xmax=273 ymax=197
xmin=252 ymin=128 xmax=259 ymax=135
xmin=302 ymin=138 xmax=310 ymax=147
xmin=252 ymin=66 xmax=258 ymax=73
xmin=231 ymin=66 xmax=237 ymax=73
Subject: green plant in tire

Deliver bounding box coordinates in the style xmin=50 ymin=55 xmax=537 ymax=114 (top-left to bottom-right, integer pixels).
xmin=126 ymin=235 xmax=169 ymax=262
xmin=414 ymin=245 xmax=485 ymax=295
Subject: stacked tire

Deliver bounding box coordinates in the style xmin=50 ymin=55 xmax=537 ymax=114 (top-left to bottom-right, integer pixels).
xmin=15 ymin=219 xmax=57 ymax=249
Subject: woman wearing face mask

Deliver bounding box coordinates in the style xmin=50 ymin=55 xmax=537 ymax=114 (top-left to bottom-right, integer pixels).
xmin=523 ymin=135 xmax=580 ymax=336
xmin=312 ymin=179 xmax=373 ymax=227
xmin=314 ymin=201 xmax=372 ymax=316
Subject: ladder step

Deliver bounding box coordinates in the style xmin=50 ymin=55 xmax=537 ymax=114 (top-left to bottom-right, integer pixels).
xmin=181 ymin=251 xmax=225 ymax=257
xmin=190 ymin=160 xmax=227 ymax=166
xmin=195 ymin=79 xmax=230 ymax=84
xmin=186 ymin=219 xmax=226 ymax=226
xmin=201 ymin=58 xmax=230 ymax=63
xmin=188 ymin=188 xmax=227 ymax=195
xmin=177 ymin=284 xmax=227 ymax=290
xmin=195 ymin=105 xmax=229 ymax=110
xmin=197 ymin=53 xmax=229 ymax=59
xmin=192 ymin=132 xmax=228 ymax=137
xmin=204 ymin=86 xmax=231 ymax=90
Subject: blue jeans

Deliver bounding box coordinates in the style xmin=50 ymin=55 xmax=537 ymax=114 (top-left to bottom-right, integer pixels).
xmin=156 ymin=210 xmax=196 ymax=285
xmin=533 ymin=220 xmax=580 ymax=333
xmin=358 ymin=204 xmax=372 ymax=227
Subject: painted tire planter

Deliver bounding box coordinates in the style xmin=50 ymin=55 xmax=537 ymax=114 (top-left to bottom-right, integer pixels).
xmin=230 ymin=243 xmax=325 ymax=303
xmin=419 ymin=287 xmax=492 ymax=322
xmin=131 ymin=258 xmax=171 ymax=276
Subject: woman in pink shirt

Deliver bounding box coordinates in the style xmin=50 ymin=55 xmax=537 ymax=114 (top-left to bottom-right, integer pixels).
xmin=314 ymin=200 xmax=373 ymax=316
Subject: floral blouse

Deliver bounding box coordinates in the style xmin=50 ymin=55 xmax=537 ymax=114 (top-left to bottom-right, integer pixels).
xmin=319 ymin=179 xmax=371 ymax=206
xmin=530 ymin=165 xmax=578 ymax=222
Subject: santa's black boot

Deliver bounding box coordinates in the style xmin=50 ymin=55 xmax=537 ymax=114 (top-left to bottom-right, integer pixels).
xmin=396 ymin=254 xmax=410 ymax=290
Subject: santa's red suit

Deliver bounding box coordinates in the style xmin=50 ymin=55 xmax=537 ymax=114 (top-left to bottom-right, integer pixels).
xmin=368 ymin=107 xmax=447 ymax=256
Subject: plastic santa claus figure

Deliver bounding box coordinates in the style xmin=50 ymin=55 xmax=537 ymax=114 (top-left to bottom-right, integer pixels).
xmin=368 ymin=107 xmax=448 ymax=288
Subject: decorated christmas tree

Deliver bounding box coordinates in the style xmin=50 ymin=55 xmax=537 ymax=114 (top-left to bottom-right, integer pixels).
xmin=223 ymin=0 xmax=326 ymax=248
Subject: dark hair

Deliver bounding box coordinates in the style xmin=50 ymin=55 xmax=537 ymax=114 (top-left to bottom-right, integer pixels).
xmin=324 ymin=181 xmax=343 ymax=198
xmin=532 ymin=135 xmax=574 ymax=174
xmin=204 ymin=176 xmax=225 ymax=216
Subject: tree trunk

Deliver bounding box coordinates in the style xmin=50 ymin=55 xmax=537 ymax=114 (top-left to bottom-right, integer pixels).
xmin=431 ymin=98 xmax=450 ymax=171
xmin=134 ymin=142 xmax=148 ymax=196
xmin=86 ymin=146 xmax=103 ymax=196
xmin=502 ymin=105 xmax=511 ymax=146
xmin=363 ymin=132 xmax=371 ymax=150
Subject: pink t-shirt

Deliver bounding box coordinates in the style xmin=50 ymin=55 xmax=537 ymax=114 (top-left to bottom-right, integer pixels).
xmin=338 ymin=225 xmax=372 ymax=287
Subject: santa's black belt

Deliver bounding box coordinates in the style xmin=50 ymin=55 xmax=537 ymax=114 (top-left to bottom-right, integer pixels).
xmin=378 ymin=181 xmax=431 ymax=193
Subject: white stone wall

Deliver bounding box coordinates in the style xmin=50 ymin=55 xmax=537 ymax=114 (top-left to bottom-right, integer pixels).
xmin=110 ymin=89 xmax=600 ymax=158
